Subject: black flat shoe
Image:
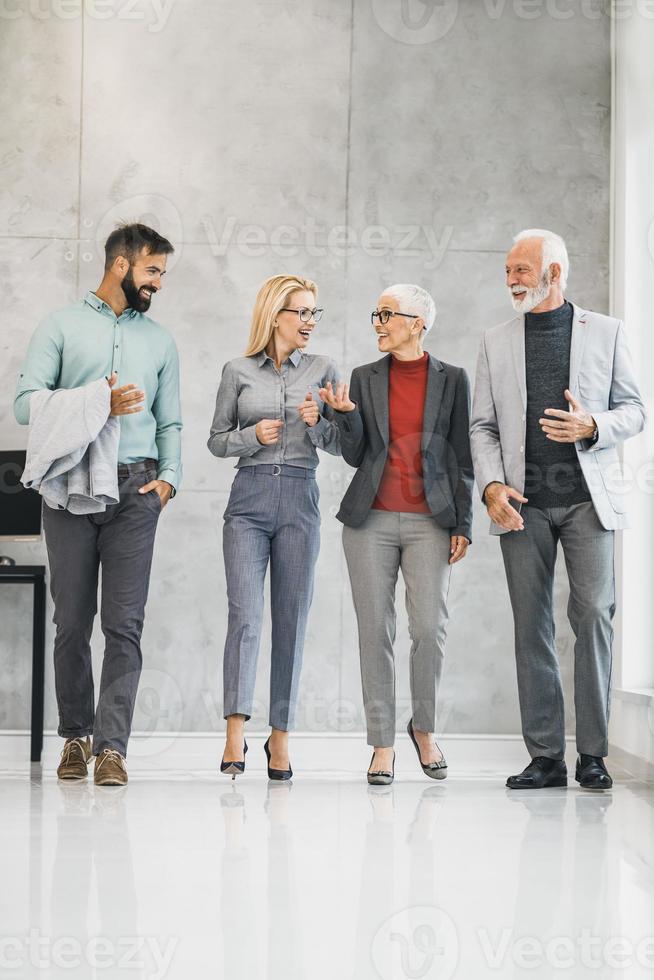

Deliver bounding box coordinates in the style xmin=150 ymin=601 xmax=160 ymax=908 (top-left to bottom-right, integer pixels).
xmin=575 ymin=754 xmax=613 ymax=790
xmin=367 ymin=750 xmax=395 ymax=785
xmin=506 ymin=756 xmax=567 ymax=789
xmin=407 ymin=719 xmax=447 ymax=780
xmin=220 ymin=740 xmax=248 ymax=779
xmin=264 ymin=737 xmax=293 ymax=781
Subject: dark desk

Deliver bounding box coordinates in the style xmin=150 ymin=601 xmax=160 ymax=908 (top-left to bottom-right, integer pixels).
xmin=0 ymin=565 xmax=46 ymax=762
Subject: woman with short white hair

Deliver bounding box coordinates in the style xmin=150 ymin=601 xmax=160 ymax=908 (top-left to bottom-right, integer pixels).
xmin=321 ymin=283 xmax=473 ymax=784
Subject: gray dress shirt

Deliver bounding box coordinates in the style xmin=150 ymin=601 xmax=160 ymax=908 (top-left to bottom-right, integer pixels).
xmin=208 ymin=349 xmax=341 ymax=468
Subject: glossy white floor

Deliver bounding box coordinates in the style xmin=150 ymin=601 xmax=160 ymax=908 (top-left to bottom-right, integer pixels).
xmin=2 ymin=757 xmax=654 ymax=980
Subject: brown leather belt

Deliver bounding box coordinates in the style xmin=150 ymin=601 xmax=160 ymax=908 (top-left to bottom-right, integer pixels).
xmin=117 ymin=459 xmax=157 ymax=478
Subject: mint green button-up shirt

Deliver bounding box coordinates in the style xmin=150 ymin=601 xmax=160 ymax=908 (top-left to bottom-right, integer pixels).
xmin=14 ymin=291 xmax=183 ymax=490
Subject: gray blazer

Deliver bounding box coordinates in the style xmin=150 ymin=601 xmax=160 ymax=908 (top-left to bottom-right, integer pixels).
xmin=334 ymin=354 xmax=474 ymax=540
xmin=470 ymin=303 xmax=647 ymax=534
xmin=21 ymin=377 xmax=120 ymax=514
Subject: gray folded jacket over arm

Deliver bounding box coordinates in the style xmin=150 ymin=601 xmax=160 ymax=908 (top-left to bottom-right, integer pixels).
xmin=21 ymin=377 xmax=120 ymax=515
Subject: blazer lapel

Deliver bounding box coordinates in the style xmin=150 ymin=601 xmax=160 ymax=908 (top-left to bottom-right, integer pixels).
xmin=510 ymin=316 xmax=527 ymax=410
xmin=369 ymin=357 xmax=390 ymax=446
xmin=421 ymin=356 xmax=446 ymax=453
xmin=568 ymin=304 xmax=588 ymax=394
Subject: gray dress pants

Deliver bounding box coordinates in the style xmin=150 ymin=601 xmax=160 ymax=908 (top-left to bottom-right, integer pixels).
xmin=222 ymin=464 xmax=321 ymax=731
xmin=499 ymin=502 xmax=615 ymax=760
xmin=42 ymin=466 xmax=162 ymax=757
xmin=342 ymin=510 xmax=452 ymax=746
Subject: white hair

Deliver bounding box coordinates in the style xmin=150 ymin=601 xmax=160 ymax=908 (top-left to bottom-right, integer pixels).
xmin=513 ymin=228 xmax=569 ymax=290
xmin=383 ymin=283 xmax=437 ymax=333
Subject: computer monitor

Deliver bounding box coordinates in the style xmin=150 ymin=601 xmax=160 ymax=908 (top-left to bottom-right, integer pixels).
xmin=0 ymin=450 xmax=42 ymax=541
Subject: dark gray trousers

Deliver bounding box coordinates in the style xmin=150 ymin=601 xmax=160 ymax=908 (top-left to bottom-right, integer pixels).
xmin=499 ymin=502 xmax=615 ymax=760
xmin=42 ymin=467 xmax=162 ymax=756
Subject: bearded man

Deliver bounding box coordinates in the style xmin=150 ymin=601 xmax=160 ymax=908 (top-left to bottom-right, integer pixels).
xmin=14 ymin=223 xmax=182 ymax=786
xmin=470 ymin=228 xmax=646 ymax=791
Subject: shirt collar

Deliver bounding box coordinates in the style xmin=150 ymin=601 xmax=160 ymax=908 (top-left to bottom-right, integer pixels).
xmin=256 ymin=348 xmax=302 ymax=368
xmin=84 ymin=290 xmax=138 ymax=319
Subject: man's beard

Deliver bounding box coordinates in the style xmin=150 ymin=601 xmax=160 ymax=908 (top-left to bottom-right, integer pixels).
xmin=122 ymin=266 xmax=154 ymax=313
xmin=509 ymin=270 xmax=552 ymax=313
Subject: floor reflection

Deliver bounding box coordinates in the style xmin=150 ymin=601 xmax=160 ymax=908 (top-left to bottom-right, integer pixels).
xmin=0 ymin=770 xmax=652 ymax=979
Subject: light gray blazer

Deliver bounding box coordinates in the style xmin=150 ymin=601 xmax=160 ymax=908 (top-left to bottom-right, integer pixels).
xmin=470 ymin=303 xmax=646 ymax=534
xmin=21 ymin=377 xmax=120 ymax=514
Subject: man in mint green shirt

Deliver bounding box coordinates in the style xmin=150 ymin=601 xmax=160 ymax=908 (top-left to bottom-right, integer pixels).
xmin=15 ymin=268 xmax=182 ymax=494
xmin=14 ymin=223 xmax=182 ymax=785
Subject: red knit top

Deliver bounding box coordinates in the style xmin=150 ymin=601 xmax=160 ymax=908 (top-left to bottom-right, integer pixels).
xmin=372 ymin=352 xmax=430 ymax=514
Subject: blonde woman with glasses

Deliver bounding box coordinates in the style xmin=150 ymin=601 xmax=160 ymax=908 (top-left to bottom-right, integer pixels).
xmin=208 ymin=275 xmax=341 ymax=780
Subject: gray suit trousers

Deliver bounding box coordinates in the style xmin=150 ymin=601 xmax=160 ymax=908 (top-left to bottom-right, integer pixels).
xmin=499 ymin=502 xmax=615 ymax=760
xmin=343 ymin=511 xmax=452 ymax=746
xmin=222 ymin=465 xmax=321 ymax=731
xmin=42 ymin=467 xmax=162 ymax=757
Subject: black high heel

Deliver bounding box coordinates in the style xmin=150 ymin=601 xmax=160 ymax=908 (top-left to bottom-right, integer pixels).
xmin=367 ymin=750 xmax=395 ymax=785
xmin=220 ymin=739 xmax=248 ymax=780
xmin=263 ymin=736 xmax=293 ymax=781
xmin=407 ymin=719 xmax=447 ymax=780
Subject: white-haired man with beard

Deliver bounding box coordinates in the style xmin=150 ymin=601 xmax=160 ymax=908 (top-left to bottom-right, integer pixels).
xmin=470 ymin=229 xmax=646 ymax=791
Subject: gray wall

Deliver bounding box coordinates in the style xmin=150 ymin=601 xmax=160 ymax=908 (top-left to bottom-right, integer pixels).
xmin=0 ymin=1 xmax=610 ymax=737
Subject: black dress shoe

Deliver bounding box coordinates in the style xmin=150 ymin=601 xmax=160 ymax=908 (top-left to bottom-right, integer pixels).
xmin=407 ymin=719 xmax=447 ymax=779
xmin=264 ymin=737 xmax=293 ymax=781
xmin=506 ymin=756 xmax=567 ymax=789
xmin=367 ymin=750 xmax=395 ymax=786
xmin=220 ymin=740 xmax=248 ymax=780
xmin=575 ymin=754 xmax=613 ymax=790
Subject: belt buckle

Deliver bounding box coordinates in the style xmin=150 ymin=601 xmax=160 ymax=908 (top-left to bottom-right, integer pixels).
xmin=272 ymin=464 xmax=282 ymax=476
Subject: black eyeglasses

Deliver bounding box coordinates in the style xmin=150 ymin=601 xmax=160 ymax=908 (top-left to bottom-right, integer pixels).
xmin=279 ymin=307 xmax=324 ymax=323
xmin=371 ymin=309 xmax=420 ymax=327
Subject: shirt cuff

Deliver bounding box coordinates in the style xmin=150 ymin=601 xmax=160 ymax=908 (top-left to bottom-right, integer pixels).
xmin=306 ymin=415 xmax=329 ymax=443
xmin=579 ymin=420 xmax=600 ymax=452
xmin=333 ymin=407 xmax=360 ymax=433
xmin=241 ymin=424 xmax=262 ymax=451
xmin=157 ymin=468 xmax=180 ymax=495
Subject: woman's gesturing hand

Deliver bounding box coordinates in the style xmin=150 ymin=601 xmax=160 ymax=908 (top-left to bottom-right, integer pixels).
xmin=298 ymin=392 xmax=320 ymax=427
xmin=319 ymin=381 xmax=356 ymax=413
xmin=255 ymin=419 xmax=283 ymax=445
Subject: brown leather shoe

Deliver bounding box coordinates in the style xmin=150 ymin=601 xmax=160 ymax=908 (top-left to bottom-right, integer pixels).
xmin=56 ymin=736 xmax=92 ymax=780
xmin=94 ymin=748 xmax=128 ymax=786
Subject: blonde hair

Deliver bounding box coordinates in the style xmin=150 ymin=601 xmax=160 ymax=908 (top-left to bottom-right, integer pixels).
xmin=244 ymin=275 xmax=317 ymax=357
